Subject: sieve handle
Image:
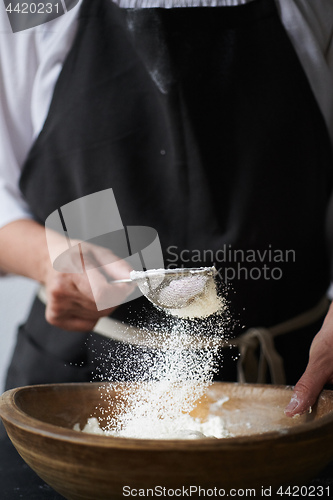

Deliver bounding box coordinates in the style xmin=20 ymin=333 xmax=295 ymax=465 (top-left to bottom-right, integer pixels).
xmin=109 ymin=278 xmax=133 ymax=284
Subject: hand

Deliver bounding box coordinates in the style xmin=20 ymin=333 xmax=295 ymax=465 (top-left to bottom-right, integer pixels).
xmin=285 ymin=302 xmax=333 ymax=417
xmin=44 ymin=240 xmax=136 ymax=331
xmin=0 ymin=220 xmax=136 ymax=332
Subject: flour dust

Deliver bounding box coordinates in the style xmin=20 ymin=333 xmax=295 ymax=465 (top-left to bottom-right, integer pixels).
xmin=82 ymin=279 xmax=233 ymax=439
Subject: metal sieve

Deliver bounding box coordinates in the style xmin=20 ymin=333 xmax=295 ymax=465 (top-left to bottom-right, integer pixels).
xmin=111 ymin=267 xmax=217 ymax=310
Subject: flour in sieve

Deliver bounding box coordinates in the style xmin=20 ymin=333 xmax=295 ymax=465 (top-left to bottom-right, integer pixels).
xmin=168 ymin=279 xmax=224 ymax=319
xmin=130 ymin=267 xmax=224 ymax=319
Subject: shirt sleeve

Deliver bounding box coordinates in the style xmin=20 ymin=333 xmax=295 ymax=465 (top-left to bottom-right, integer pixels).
xmin=0 ymin=2 xmax=81 ymax=229
xmin=0 ymin=9 xmax=37 ymax=227
xmin=276 ymin=0 xmax=333 ymax=146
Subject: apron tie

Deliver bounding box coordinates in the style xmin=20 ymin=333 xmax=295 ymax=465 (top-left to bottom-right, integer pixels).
xmin=235 ymin=327 xmax=285 ymax=385
xmin=37 ymin=287 xmax=329 ymax=384
xmin=233 ymin=296 xmax=330 ymax=385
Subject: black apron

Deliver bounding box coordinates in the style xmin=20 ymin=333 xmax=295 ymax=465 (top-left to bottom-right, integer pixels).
xmin=6 ymin=0 xmax=333 ymax=389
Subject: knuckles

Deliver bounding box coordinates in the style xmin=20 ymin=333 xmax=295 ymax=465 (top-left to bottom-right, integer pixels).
xmin=45 ymin=307 xmax=63 ymax=327
xmin=47 ymin=274 xmax=70 ymax=299
xmin=44 ymin=271 xmax=117 ymax=329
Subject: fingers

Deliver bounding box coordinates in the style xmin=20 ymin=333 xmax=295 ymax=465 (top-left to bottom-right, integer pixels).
xmin=80 ymin=265 xmax=135 ymax=311
xmin=45 ymin=283 xmax=117 ymax=331
xmin=284 ymin=369 xmax=326 ymax=417
xmin=78 ymin=242 xmax=136 ymax=307
xmin=46 ymin=298 xmax=117 ymax=331
xmin=45 ymin=272 xmax=99 ymax=330
xmin=285 ymin=328 xmax=333 ymax=417
xmin=44 ymin=253 xmax=135 ymax=330
xmin=45 ymin=308 xmax=97 ymax=332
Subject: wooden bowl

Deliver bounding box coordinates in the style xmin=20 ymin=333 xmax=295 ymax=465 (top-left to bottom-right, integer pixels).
xmin=1 ymin=382 xmax=333 ymax=500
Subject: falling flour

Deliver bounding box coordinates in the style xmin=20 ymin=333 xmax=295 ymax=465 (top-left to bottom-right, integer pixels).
xmin=77 ymin=270 xmax=231 ymax=440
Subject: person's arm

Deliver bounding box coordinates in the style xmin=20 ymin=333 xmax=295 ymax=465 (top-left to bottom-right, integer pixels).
xmin=0 ymin=4 xmax=81 ymax=252
xmin=285 ymin=0 xmax=333 ymax=417
xmin=0 ymin=4 xmax=116 ymax=330
xmin=285 ymin=303 xmax=333 ymax=416
xmin=0 ymin=219 xmax=135 ymax=331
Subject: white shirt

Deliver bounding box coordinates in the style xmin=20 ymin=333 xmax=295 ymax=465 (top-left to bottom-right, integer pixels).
xmin=0 ymin=0 xmax=333 ymax=229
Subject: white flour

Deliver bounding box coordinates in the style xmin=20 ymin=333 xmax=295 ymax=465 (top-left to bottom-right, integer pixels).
xmin=79 ymin=269 xmax=231 ymax=440
xmin=76 ymin=411 xmax=231 ymax=439
xmin=168 ymin=279 xmax=224 ymax=319
xmin=130 ymin=267 xmax=224 ymax=319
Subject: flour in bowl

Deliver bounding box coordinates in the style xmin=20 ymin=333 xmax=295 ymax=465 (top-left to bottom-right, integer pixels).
xmin=168 ymin=279 xmax=224 ymax=319
xmin=75 ymin=411 xmax=231 ymax=440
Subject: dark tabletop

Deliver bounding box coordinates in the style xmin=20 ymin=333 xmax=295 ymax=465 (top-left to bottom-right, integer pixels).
xmin=1 ymin=421 xmax=333 ymax=499
xmin=0 ymin=422 xmax=64 ymax=500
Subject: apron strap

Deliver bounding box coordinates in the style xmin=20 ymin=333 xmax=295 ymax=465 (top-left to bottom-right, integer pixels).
xmin=37 ymin=285 xmax=224 ymax=350
xmin=235 ymin=327 xmax=286 ymax=385
xmin=234 ymin=296 xmax=330 ymax=385
xmin=37 ymin=286 xmax=329 ymax=383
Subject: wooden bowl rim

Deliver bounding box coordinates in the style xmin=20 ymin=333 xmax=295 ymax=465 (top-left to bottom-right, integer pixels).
xmin=1 ymin=382 xmax=333 ymax=450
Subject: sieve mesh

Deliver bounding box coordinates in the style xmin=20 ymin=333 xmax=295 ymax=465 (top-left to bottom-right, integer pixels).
xmin=130 ymin=267 xmax=218 ymax=315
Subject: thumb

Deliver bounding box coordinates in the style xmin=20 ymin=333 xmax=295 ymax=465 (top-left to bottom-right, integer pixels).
xmin=284 ymin=364 xmax=327 ymax=417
